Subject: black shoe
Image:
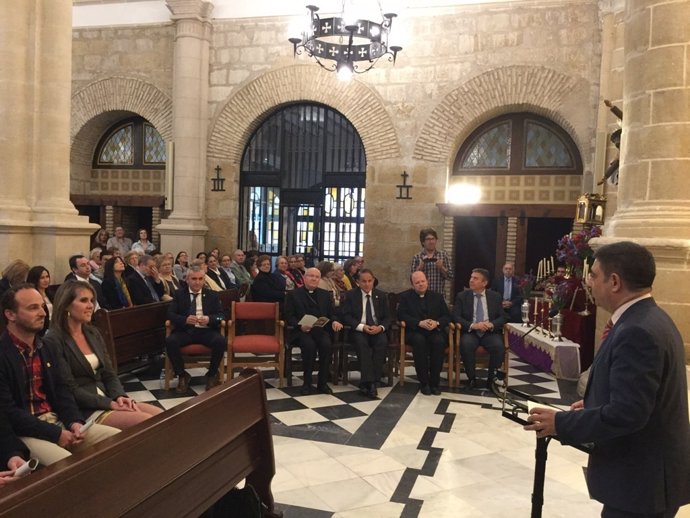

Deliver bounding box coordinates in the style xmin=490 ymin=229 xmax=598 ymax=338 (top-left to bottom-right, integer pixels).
xmin=205 ymin=373 xmax=222 ymax=391
xmin=300 ymin=384 xmax=314 ymax=395
xmin=466 ymin=378 xmax=477 ymax=390
xmin=176 ymin=372 xmax=192 ymax=394
xmin=316 ymin=384 xmax=333 ymax=395
xmin=431 ymin=386 xmax=442 ymax=396
xmin=420 ymin=384 xmax=431 ymax=396
xmin=367 ymin=383 xmax=378 ymax=399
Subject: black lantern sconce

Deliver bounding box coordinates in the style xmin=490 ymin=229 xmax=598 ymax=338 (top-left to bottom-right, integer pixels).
xmin=575 ymin=193 xmax=607 ymax=226
xmin=396 ymin=170 xmax=413 ymax=200
xmin=211 ymin=165 xmax=226 ymax=192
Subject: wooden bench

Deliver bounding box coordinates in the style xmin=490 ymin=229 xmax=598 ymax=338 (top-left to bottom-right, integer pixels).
xmin=0 ymin=368 xmax=282 ymax=518
xmin=93 ymin=302 xmax=170 ymax=372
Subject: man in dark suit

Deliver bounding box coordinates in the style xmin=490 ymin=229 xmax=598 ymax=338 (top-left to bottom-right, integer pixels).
xmin=490 ymin=261 xmax=521 ymax=323
xmin=65 ymin=254 xmax=107 ymax=310
xmin=166 ymin=266 xmax=226 ymax=392
xmin=453 ymin=268 xmax=507 ymax=389
xmin=525 ymin=242 xmax=690 ymax=518
xmin=125 ymin=254 xmax=164 ymax=305
xmin=0 ymin=285 xmax=119 ymax=466
xmin=285 ymin=267 xmax=343 ymax=395
xmin=341 ymin=268 xmax=391 ymax=398
xmin=398 ymin=271 xmax=451 ymax=395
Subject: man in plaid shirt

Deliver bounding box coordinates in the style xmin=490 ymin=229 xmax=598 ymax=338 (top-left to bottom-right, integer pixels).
xmin=410 ymin=228 xmax=453 ymax=296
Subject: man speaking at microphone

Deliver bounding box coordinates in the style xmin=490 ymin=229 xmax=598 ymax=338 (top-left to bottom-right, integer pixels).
xmin=524 ymin=242 xmax=690 ymax=518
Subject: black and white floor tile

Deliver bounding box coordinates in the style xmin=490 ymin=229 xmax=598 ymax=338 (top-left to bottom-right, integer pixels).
xmin=118 ymin=356 xmax=690 ymax=518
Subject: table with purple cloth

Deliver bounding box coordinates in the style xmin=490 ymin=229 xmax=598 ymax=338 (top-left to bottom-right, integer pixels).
xmin=506 ymin=323 xmax=581 ymax=380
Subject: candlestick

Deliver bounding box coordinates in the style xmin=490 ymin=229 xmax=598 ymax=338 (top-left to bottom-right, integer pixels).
xmin=550 ymin=256 xmax=555 ymax=274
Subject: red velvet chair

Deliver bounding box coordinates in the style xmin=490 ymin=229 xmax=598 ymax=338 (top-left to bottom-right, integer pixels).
xmin=163 ymin=320 xmax=226 ymax=390
xmin=227 ymin=301 xmax=285 ymax=387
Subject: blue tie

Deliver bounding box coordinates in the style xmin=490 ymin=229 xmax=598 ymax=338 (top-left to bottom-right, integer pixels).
xmin=503 ymin=278 xmax=511 ymax=300
xmin=475 ymin=293 xmax=485 ymax=336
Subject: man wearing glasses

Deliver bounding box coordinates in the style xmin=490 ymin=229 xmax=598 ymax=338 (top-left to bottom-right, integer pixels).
xmin=410 ymin=228 xmax=453 ymax=295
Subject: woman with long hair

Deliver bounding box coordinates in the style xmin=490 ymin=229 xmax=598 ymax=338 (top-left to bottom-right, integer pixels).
xmin=44 ymin=282 xmax=162 ymax=429
xmin=26 ymin=265 xmax=53 ymax=335
xmin=0 ymin=259 xmax=30 ymax=298
xmin=92 ymin=228 xmax=109 ymax=252
xmin=173 ymin=251 xmax=189 ymax=282
xmin=101 ymin=256 xmax=132 ymax=309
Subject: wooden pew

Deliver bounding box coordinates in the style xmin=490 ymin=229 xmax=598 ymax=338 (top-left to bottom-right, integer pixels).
xmin=93 ymin=302 xmax=170 ymax=372
xmin=0 ymin=369 xmax=282 ymax=518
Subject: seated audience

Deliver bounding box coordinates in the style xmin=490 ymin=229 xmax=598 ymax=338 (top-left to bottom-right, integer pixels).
xmin=165 ymin=266 xmax=226 ymax=392
xmin=89 ymin=248 xmax=104 ymax=279
xmin=124 ymin=254 xmax=164 ymax=305
xmin=209 ymin=247 xmax=220 ymax=258
xmin=0 ymin=410 xmax=30 ymax=487
xmin=65 ymin=254 xmax=106 ymax=310
xmin=342 ymin=258 xmax=358 ymax=289
xmin=220 ymin=254 xmax=238 ymax=287
xmin=230 ymin=249 xmax=253 ymax=286
xmin=332 ymin=263 xmax=349 ymax=299
xmin=157 ymin=255 xmax=181 ymax=301
xmin=341 ymin=269 xmax=390 ymax=398
xmin=316 ymin=261 xmax=341 ymax=308
xmin=196 ymin=251 xmax=207 ymax=263
xmin=91 ymin=228 xmax=109 ymax=253
xmin=44 ymin=282 xmax=162 ymax=430
xmin=173 ymin=251 xmax=190 ymax=282
xmin=453 ymin=268 xmax=507 ymax=389
xmin=206 ymin=254 xmax=235 ymax=291
xmin=251 ymin=255 xmax=285 ymax=304
xmin=272 ymin=256 xmax=295 ymax=292
xmin=289 ymin=254 xmax=306 ymax=288
xmin=0 ymin=260 xmax=30 ymax=299
xmin=101 ymin=257 xmax=132 ymax=309
xmin=398 ymin=271 xmax=452 ymax=395
xmin=106 ymin=226 xmax=132 ymax=256
xmin=285 ymin=268 xmax=343 ymax=395
xmin=26 ymin=265 xmax=54 ymax=336
xmin=490 ymin=261 xmax=521 ymax=323
xmin=131 ymin=228 xmax=156 ymax=255
xmin=0 ymin=284 xmax=119 ymax=466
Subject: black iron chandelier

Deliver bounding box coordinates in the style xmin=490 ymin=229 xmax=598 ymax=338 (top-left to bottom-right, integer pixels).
xmin=288 ymin=2 xmax=402 ymax=81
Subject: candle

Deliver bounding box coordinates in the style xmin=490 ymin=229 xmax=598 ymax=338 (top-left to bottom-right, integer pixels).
xmin=537 ymin=260 xmax=542 ymax=279
xmin=550 ymin=256 xmax=555 ymax=274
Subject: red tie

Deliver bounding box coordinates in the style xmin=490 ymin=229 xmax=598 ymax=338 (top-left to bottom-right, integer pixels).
xmin=601 ymin=318 xmax=614 ymax=342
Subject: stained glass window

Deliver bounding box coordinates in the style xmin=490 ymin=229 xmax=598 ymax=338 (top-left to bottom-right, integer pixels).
xmin=453 ymin=113 xmax=581 ymax=176
xmin=99 ymin=125 xmax=133 ymax=165
xmin=524 ymin=122 xmax=573 ymax=168
xmin=144 ymin=123 xmax=166 ymax=164
xmin=461 ymin=122 xmax=511 ymax=168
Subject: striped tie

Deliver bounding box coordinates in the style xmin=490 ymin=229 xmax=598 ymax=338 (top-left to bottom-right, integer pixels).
xmin=601 ymin=318 xmax=614 ymax=342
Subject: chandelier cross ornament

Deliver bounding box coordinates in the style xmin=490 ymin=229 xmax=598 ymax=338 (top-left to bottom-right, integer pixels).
xmin=288 ymin=1 xmax=402 ymax=81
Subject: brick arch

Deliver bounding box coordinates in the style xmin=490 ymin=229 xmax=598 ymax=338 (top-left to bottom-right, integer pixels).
xmin=208 ymin=65 xmax=400 ymax=163
xmin=413 ymin=65 xmax=587 ymax=164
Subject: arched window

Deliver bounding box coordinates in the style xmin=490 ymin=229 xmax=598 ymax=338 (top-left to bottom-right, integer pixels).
xmin=94 ymin=116 xmax=166 ymax=168
xmin=453 ymin=113 xmax=581 ymax=176
xmin=240 ymin=103 xmax=366 ymax=263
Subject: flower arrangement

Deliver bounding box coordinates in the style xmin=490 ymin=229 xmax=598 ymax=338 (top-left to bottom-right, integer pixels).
xmin=555 ymin=225 xmax=602 ymax=274
xmin=545 ymin=280 xmax=575 ymax=312
xmin=518 ymin=273 xmax=535 ymax=299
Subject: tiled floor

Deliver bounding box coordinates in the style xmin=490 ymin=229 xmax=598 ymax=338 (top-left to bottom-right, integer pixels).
xmin=120 ymin=356 xmax=690 ymax=518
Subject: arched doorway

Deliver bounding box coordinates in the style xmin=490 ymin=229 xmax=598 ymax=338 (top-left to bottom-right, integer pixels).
xmin=239 ymin=103 xmax=366 ymax=264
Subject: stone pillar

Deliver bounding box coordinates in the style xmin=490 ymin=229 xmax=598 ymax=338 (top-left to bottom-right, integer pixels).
xmin=157 ymin=0 xmax=213 ymax=256
xmin=0 ymin=0 xmax=95 ymax=278
xmin=600 ymin=0 xmax=690 ymax=359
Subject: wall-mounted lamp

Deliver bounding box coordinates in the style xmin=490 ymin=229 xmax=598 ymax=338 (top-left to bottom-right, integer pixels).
xmin=396 ymin=170 xmax=413 ymax=199
xmin=575 ymin=193 xmax=607 ymax=226
xmin=446 ymin=183 xmax=481 ymax=205
xmin=211 ymin=165 xmax=226 ymax=192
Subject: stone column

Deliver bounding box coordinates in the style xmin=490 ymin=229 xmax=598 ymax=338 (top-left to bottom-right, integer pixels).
xmin=0 ymin=0 xmax=95 ymax=277
xmin=600 ymin=0 xmax=690 ymax=358
xmin=157 ymin=0 xmax=213 ymax=256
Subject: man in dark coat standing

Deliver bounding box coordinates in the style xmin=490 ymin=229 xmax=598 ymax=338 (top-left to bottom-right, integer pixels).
xmin=285 ymin=267 xmax=342 ymax=395
xmin=398 ymin=271 xmax=451 ymax=395
xmin=453 ymin=268 xmax=507 ymax=389
xmin=490 ymin=261 xmax=521 ymax=323
xmin=525 ymin=242 xmax=690 ymax=518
